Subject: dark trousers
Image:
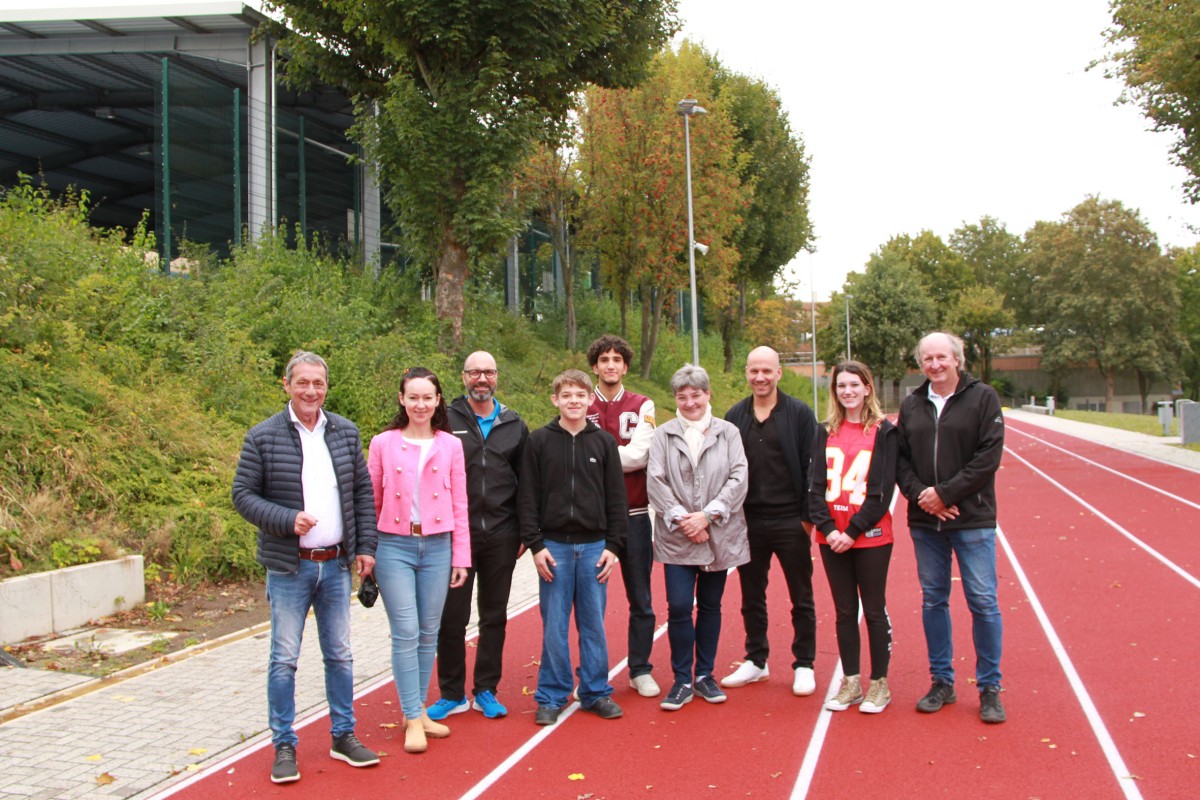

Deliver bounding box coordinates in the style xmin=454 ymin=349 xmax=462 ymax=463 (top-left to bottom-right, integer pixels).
xmin=819 ymin=543 xmax=893 ymax=680
xmin=736 ymin=524 xmax=816 ymax=669
xmin=436 ymin=530 xmax=521 ymax=700
xmin=664 ymin=564 xmax=728 ymax=683
xmin=621 ymin=513 xmax=656 ymax=678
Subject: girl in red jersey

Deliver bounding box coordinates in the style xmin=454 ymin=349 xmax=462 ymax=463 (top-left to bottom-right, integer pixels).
xmin=808 ymin=361 xmax=898 ymax=713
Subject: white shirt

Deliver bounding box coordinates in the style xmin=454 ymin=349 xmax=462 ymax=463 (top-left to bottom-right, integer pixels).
xmin=289 ymin=403 xmax=344 ymax=548
xmin=404 ymin=436 xmax=435 ymax=524
xmin=928 ymin=387 xmax=952 ymax=418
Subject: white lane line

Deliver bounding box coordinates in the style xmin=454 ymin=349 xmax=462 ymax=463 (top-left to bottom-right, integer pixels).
xmin=1004 ymin=446 xmax=1200 ymax=591
xmin=1008 ymin=425 xmax=1200 ymax=509
xmin=996 ymin=524 xmax=1144 ymax=800
xmin=457 ymin=621 xmax=671 ymax=800
xmin=149 ymin=599 xmax=544 ymax=800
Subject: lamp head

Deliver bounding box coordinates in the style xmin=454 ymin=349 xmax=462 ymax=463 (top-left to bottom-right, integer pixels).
xmin=693 ymin=242 xmax=709 ymax=256
xmin=676 ymin=98 xmax=708 ymax=117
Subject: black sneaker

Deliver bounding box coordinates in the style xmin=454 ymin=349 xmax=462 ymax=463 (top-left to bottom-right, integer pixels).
xmin=916 ymin=679 xmax=957 ymax=713
xmin=271 ymin=743 xmax=300 ymax=784
xmin=534 ymin=705 xmax=563 ymax=725
xmin=330 ymin=732 xmax=379 ymax=767
xmin=582 ymin=697 xmax=623 ymax=719
xmin=660 ymin=681 xmax=694 ymax=711
xmin=979 ymin=686 xmax=1007 ymax=724
xmin=693 ymin=675 xmax=727 ymax=704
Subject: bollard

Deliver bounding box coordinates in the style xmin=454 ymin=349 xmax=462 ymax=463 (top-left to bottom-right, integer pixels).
xmin=1046 ymin=396 xmax=1056 ymax=415
xmin=1182 ymin=403 xmax=1200 ymax=445
xmin=1156 ymin=401 xmax=1174 ymax=437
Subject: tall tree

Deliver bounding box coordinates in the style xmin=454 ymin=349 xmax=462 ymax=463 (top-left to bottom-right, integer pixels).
xmin=1103 ymin=2 xmax=1200 ymax=201
xmin=578 ymin=40 xmax=744 ymax=376
xmin=945 ymin=285 xmax=1013 ymax=384
xmin=264 ymin=0 xmax=678 ymax=348
xmin=715 ymin=71 xmax=813 ymax=371
xmin=950 ymin=216 xmax=1028 ymax=319
xmin=877 ymin=230 xmax=971 ymax=323
xmin=516 ymin=143 xmax=582 ymax=350
xmin=1023 ymin=197 xmax=1181 ymax=412
xmin=1173 ymin=244 xmax=1200 ymax=400
xmin=818 ymin=252 xmax=936 ymax=409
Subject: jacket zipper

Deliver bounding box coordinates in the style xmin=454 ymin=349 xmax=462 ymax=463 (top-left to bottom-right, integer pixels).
xmin=568 ymin=433 xmax=577 ymax=521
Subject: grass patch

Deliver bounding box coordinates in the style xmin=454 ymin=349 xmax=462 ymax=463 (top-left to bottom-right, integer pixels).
xmin=1052 ymin=409 xmax=1178 ymax=437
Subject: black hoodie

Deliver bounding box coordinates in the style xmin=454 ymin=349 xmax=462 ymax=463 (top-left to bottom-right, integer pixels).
xmin=518 ymin=418 xmax=628 ymax=555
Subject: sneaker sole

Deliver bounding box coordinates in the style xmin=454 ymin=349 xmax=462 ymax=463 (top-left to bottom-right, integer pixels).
xmin=859 ymin=700 xmax=889 ymax=714
xmin=330 ymin=750 xmax=381 ymax=767
xmin=660 ymin=694 xmax=694 ymax=711
xmin=629 ymin=679 xmax=662 ymax=698
xmin=823 ymin=697 xmax=863 ymax=711
xmin=427 ymin=702 xmax=470 ymax=720
xmin=720 ymin=673 xmax=769 ymax=688
xmin=472 ymin=701 xmax=508 ymax=718
xmin=271 ymin=772 xmax=300 ymax=784
xmin=696 ymin=693 xmax=726 ymax=704
xmin=916 ymin=695 xmax=957 ymax=713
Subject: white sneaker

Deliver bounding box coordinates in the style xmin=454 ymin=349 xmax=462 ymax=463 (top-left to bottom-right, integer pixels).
xmin=720 ymin=661 xmax=769 ymax=688
xmin=792 ymin=666 xmax=817 ymax=696
xmin=629 ymin=674 xmax=661 ymax=698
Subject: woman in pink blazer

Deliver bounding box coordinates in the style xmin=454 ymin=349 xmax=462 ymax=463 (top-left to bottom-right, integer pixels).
xmin=368 ymin=367 xmax=470 ymax=754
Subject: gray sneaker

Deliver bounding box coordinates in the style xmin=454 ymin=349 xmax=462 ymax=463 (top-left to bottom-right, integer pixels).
xmin=271 ymin=743 xmax=300 ymax=784
xmin=330 ymin=733 xmax=379 ymax=767
xmin=693 ymin=675 xmax=727 ymax=704
xmin=660 ymin=681 xmax=694 ymax=711
xmin=980 ymin=686 xmax=1007 ymax=724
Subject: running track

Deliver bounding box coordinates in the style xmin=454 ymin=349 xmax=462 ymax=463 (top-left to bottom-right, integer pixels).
xmin=159 ymin=416 xmax=1199 ymax=799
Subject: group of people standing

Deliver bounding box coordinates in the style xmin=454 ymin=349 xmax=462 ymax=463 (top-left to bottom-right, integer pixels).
xmin=231 ymin=330 xmax=1007 ymax=786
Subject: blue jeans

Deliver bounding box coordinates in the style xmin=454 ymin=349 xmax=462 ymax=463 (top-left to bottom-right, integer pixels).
xmin=622 ymin=514 xmax=656 ymax=678
xmin=266 ymin=558 xmax=355 ymax=747
xmin=535 ymin=539 xmax=612 ymax=709
xmin=910 ymin=527 xmax=1003 ymax=689
xmin=374 ymin=533 xmax=453 ymax=720
xmin=663 ymin=564 xmax=728 ymax=684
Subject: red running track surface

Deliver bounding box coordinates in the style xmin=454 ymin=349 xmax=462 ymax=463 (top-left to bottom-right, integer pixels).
xmin=157 ymin=417 xmax=1199 ymax=799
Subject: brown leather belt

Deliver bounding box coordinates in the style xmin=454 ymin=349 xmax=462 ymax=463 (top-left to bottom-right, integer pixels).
xmin=299 ymin=545 xmax=342 ymax=562
xmin=410 ymin=523 xmax=423 ymax=535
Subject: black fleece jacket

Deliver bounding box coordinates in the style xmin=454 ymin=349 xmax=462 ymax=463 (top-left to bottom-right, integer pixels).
xmin=518 ymin=418 xmax=628 ymax=555
xmin=447 ymin=396 xmax=528 ymax=540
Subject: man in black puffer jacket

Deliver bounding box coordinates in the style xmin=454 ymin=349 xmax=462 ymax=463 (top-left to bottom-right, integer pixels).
xmin=232 ymin=351 xmax=379 ymax=784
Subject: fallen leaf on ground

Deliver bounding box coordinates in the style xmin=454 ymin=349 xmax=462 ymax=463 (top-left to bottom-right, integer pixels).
xmin=85 ymin=754 xmax=102 ymax=761
xmin=568 ymin=773 xmax=585 ymax=781
xmin=188 ymin=748 xmax=208 ymax=756
xmin=379 ymin=722 xmax=399 ymax=729
xmin=1132 ymin=712 xmax=1146 ymax=718
xmin=96 ymin=773 xmax=116 ymax=785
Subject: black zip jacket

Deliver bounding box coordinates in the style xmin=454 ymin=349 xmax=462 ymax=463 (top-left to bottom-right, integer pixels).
xmin=447 ymin=396 xmax=528 ymax=540
xmin=808 ymin=419 xmax=898 ymax=540
xmin=518 ymin=418 xmax=628 ymax=555
xmin=897 ymin=373 xmax=1005 ymax=531
xmin=725 ymin=389 xmax=818 ymax=523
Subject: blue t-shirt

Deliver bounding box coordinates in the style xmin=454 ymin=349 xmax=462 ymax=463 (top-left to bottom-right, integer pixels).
xmin=476 ymin=400 xmax=501 ymax=439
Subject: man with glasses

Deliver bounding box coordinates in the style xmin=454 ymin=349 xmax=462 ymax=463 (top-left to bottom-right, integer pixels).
xmin=427 ymin=351 xmax=530 ymax=720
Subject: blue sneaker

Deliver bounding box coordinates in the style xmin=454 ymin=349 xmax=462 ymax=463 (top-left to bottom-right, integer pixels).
xmin=472 ymin=690 xmax=508 ymax=718
xmin=426 ymin=696 xmax=469 ymax=720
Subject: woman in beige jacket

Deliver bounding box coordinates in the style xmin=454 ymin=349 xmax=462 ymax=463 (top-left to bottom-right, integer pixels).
xmin=647 ymin=364 xmax=749 ymax=712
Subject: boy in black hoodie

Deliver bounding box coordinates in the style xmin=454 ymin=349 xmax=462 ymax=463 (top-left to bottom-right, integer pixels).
xmin=519 ymin=369 xmax=628 ymax=725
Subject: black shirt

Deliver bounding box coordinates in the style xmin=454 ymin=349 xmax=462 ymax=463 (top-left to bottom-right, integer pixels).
xmin=744 ymin=407 xmax=805 ymax=523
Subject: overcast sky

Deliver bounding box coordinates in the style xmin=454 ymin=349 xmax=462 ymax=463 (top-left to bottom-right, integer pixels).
xmin=676 ymin=0 xmax=1200 ymax=299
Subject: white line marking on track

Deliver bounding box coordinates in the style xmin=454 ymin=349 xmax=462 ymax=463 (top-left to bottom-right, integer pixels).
xmin=1005 ymin=445 xmax=1200 ymax=590
xmin=457 ymin=621 xmax=671 ymax=800
xmin=1008 ymin=426 xmax=1200 ymax=509
xmin=996 ymin=524 xmax=1144 ymax=800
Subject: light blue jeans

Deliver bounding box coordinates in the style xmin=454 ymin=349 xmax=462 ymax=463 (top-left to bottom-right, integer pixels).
xmin=535 ymin=539 xmax=613 ymax=709
xmin=910 ymin=526 xmax=1003 ymax=689
xmin=266 ymin=558 xmax=355 ymax=747
xmin=374 ymin=533 xmax=453 ymax=720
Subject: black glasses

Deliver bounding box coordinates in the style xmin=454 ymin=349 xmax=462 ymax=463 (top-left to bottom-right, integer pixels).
xmin=463 ymin=369 xmax=498 ymax=379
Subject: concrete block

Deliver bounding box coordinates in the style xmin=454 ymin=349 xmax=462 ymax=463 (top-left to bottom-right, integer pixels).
xmin=48 ymin=555 xmax=145 ymax=632
xmin=1182 ymin=402 xmax=1200 ymax=445
xmin=0 ymin=572 xmax=54 ymax=644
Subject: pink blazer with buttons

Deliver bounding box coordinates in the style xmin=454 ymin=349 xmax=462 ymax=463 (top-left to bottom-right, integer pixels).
xmin=367 ymin=428 xmax=471 ymax=568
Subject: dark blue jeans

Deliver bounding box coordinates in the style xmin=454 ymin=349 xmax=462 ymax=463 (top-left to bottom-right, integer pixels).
xmin=535 ymin=540 xmax=613 ymax=709
xmin=622 ymin=513 xmax=656 ymax=678
xmin=664 ymin=564 xmax=728 ymax=684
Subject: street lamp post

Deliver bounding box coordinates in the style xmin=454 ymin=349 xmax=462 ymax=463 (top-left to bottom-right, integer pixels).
xmin=844 ymin=293 xmax=853 ymax=361
xmin=677 ymin=98 xmax=707 ymax=366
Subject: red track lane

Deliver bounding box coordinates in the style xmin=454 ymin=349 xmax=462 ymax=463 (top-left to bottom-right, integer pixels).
xmin=1005 ymin=420 xmax=1200 ymax=575
xmin=995 ymin=436 xmax=1200 ymax=799
xmin=164 ymin=426 xmax=1200 ymax=800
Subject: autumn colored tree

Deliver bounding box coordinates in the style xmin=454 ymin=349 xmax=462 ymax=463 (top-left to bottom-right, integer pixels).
xmin=578 ymin=40 xmax=745 ymax=376
xmin=1023 ymin=197 xmax=1181 ymax=411
xmin=263 ymin=0 xmax=678 ymax=348
xmin=1103 ymin=2 xmax=1200 ymax=202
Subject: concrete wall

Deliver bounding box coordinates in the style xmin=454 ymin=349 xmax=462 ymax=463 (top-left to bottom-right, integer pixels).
xmin=0 ymin=556 xmax=144 ymax=644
